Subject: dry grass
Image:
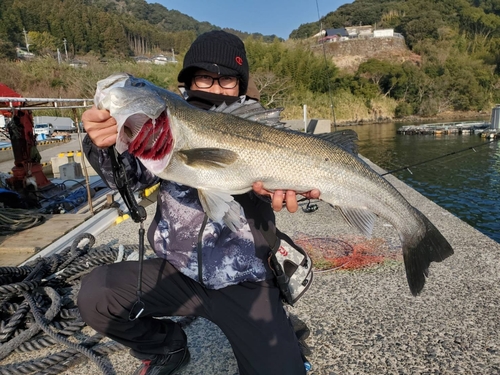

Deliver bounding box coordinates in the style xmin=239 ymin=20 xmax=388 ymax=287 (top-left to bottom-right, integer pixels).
xmin=2 ymin=57 xmax=397 ymax=121
xmin=282 ymin=90 xmax=397 ymax=122
xmin=0 ymin=57 xmax=181 ymax=117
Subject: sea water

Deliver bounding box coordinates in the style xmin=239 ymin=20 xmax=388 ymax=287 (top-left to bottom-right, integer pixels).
xmin=341 ymin=122 xmax=500 ymax=244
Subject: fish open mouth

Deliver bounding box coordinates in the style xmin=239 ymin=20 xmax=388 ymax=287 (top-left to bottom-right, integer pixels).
xmin=124 ymin=110 xmax=173 ymax=161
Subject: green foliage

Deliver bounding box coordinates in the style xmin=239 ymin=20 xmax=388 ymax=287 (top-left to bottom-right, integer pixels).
xmin=1 ymin=0 xmax=499 ymax=123
xmin=0 ymin=35 xmax=16 ymax=60
xmin=395 ymin=102 xmax=414 ymax=117
xmin=245 ymin=38 xmax=339 ymax=107
xmin=333 ymin=74 xmax=380 ymax=103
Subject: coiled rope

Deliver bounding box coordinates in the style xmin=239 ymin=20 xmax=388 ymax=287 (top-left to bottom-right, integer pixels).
xmin=0 ymin=233 xmax=197 ymax=374
xmin=0 ymin=208 xmax=46 ymax=234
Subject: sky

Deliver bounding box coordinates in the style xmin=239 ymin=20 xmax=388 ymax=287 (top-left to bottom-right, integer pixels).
xmin=151 ymin=0 xmax=353 ymax=40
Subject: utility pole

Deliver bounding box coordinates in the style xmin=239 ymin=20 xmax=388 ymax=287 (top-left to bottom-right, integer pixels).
xmin=23 ymin=28 xmax=30 ymax=52
xmin=63 ymin=38 xmax=68 ymax=61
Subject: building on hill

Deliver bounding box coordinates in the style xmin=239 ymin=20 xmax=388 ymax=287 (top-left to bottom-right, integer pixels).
xmin=373 ymin=29 xmax=394 ymax=38
xmin=16 ymin=47 xmax=35 ymax=60
xmin=318 ymin=28 xmax=349 ymax=43
xmin=151 ymin=54 xmax=177 ymax=65
xmin=345 ymin=25 xmax=373 ymax=38
xmin=134 ymin=56 xmax=152 ymax=64
xmin=68 ymin=59 xmax=88 ymax=68
xmin=317 ymin=25 xmax=402 ymax=43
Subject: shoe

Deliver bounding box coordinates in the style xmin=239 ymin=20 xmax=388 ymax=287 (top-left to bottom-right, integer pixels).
xmin=132 ymin=347 xmax=190 ymax=375
xmin=289 ymin=314 xmax=312 ymax=356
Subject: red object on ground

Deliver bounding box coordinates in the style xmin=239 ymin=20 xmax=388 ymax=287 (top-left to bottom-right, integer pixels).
xmin=0 ymin=84 xmax=52 ymax=193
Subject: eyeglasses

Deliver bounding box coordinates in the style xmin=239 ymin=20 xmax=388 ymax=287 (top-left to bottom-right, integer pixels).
xmin=193 ymin=75 xmax=239 ymax=89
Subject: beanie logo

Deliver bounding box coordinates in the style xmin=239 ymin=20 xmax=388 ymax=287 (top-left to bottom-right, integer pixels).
xmin=235 ymin=56 xmax=243 ymax=66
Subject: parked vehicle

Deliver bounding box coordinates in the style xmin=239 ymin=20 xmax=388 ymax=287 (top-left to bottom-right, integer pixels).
xmin=34 ymin=123 xmax=54 ymax=138
xmin=33 ymin=116 xmax=76 ymax=132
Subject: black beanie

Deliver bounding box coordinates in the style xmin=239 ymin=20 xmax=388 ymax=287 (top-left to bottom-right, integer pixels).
xmin=178 ymin=30 xmax=249 ymax=96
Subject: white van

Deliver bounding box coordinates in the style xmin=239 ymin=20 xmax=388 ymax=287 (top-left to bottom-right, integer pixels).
xmin=34 ymin=123 xmax=54 ymax=137
xmin=33 ymin=116 xmax=76 ymax=132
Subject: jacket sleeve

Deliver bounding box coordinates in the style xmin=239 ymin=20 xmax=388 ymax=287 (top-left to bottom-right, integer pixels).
xmin=82 ymin=134 xmax=159 ymax=190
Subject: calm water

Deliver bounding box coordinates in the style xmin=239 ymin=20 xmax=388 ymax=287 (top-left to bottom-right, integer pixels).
xmin=338 ymin=122 xmax=500 ymax=244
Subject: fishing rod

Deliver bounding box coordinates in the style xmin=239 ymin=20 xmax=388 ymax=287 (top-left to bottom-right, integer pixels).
xmin=380 ymin=138 xmax=498 ymax=176
xmin=315 ymin=0 xmax=337 ymax=131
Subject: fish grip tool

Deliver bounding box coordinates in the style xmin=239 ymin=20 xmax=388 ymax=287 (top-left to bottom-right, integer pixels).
xmin=108 ymin=146 xmax=147 ymax=321
xmin=108 ymin=147 xmax=147 ymax=224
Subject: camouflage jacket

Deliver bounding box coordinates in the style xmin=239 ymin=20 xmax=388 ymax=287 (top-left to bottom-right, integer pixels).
xmin=82 ymin=99 xmax=277 ymax=289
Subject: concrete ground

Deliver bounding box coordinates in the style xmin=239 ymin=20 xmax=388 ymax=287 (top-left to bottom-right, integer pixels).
xmin=1 ymin=160 xmax=499 ymax=374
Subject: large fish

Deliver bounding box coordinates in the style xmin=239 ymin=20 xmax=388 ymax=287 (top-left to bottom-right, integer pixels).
xmin=95 ymin=73 xmax=453 ymax=296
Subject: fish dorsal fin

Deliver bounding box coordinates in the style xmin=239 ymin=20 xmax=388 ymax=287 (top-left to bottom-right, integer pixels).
xmin=178 ymin=148 xmax=238 ymax=168
xmin=336 ymin=206 xmax=376 ymax=238
xmin=315 ymin=129 xmax=359 ymax=155
xmin=214 ymin=100 xmax=285 ymax=127
xmin=198 ymin=189 xmax=244 ymax=231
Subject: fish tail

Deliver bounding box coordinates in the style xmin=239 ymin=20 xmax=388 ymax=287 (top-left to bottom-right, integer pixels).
xmin=403 ymin=210 xmax=454 ymax=296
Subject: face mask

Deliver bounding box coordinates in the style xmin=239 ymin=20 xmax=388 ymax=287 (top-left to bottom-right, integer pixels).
xmin=185 ymin=89 xmax=241 ymax=110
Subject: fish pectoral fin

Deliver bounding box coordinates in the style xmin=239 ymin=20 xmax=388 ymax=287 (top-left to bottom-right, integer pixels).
xmin=336 ymin=206 xmax=376 ymax=238
xmin=178 ymin=148 xmax=239 ymax=169
xmin=198 ymin=189 xmax=244 ymax=232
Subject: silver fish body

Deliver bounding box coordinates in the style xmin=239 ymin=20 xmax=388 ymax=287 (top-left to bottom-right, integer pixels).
xmin=95 ymin=73 xmax=454 ymax=296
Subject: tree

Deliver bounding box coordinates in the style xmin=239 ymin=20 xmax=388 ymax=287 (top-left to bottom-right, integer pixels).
xmin=459 ymin=6 xmax=500 ymax=53
xmin=252 ymin=71 xmax=292 ymax=107
xmin=0 ymin=35 xmax=16 ymax=60
xmin=27 ymin=31 xmax=58 ymax=55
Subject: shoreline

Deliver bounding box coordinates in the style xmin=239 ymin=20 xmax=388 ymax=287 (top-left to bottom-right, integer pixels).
xmin=332 ymin=110 xmax=491 ymax=127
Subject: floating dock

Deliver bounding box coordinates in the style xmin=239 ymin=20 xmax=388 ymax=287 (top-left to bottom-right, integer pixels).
xmin=397 ymin=105 xmax=500 ymax=139
xmin=396 ymin=120 xmax=491 ymax=135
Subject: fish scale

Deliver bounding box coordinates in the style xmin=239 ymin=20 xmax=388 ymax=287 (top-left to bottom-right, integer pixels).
xmin=94 ymin=73 xmax=454 ymax=296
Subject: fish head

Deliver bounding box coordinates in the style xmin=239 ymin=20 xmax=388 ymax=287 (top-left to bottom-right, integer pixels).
xmin=95 ymin=73 xmax=175 ymax=174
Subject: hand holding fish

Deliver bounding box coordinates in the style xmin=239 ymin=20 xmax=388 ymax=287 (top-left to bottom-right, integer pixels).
xmin=81 ymin=104 xmax=316 ymax=211
xmin=82 ymin=106 xmax=118 ymax=148
xmin=93 ymin=73 xmax=454 ymax=296
xmin=252 ymin=182 xmax=320 ymax=212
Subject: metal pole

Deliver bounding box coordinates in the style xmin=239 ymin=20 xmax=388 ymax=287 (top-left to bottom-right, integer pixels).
xmin=303 ymin=104 xmax=307 ymax=133
xmin=63 ymin=38 xmax=68 ymax=61
xmin=72 ymin=108 xmax=94 ymax=215
xmin=23 ymin=28 xmax=30 ymax=52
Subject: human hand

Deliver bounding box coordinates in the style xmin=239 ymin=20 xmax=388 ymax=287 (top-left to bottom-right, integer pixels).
xmin=82 ymin=106 xmax=117 ymax=148
xmin=252 ymin=182 xmax=320 ymax=213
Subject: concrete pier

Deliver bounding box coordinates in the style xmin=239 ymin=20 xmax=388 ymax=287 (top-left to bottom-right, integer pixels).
xmin=1 ymin=158 xmax=499 ymax=374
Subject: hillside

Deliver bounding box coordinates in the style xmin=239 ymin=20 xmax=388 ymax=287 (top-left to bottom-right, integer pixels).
xmin=0 ymin=0 xmax=498 ymax=123
xmin=309 ymin=34 xmax=421 ymax=73
xmin=0 ymin=0 xmax=279 ymax=59
xmin=291 ymin=0 xmax=500 ymax=46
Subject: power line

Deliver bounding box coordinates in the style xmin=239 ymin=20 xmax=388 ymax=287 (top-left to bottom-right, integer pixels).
xmin=315 ymin=0 xmax=337 ymax=131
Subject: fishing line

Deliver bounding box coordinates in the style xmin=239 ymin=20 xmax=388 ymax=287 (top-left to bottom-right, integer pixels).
xmin=380 ymin=138 xmax=498 ymax=176
xmin=315 ymin=0 xmax=337 ymax=131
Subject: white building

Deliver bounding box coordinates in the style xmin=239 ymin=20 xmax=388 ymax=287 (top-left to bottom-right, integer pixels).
xmin=151 ymin=54 xmax=177 ymax=65
xmin=373 ymin=29 xmax=395 ymax=38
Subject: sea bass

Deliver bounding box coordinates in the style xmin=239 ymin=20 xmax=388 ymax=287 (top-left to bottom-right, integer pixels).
xmin=95 ymin=73 xmax=453 ymax=296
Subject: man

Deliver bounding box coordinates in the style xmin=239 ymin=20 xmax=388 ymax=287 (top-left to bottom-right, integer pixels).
xmin=78 ymin=30 xmax=319 ymax=375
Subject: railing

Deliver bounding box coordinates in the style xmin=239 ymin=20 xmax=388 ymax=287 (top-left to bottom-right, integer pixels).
xmin=0 ymin=97 xmax=93 ymax=111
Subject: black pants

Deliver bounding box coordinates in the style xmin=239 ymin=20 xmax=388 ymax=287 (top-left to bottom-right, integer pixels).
xmin=77 ymin=258 xmax=306 ymax=375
